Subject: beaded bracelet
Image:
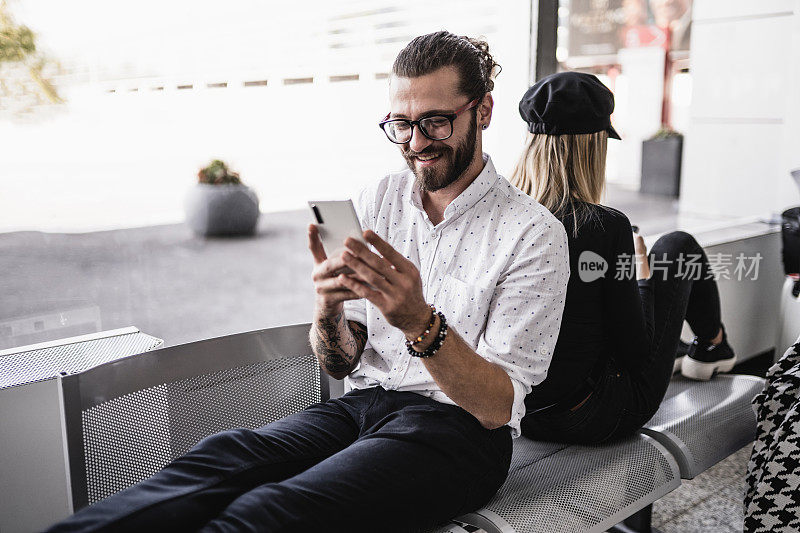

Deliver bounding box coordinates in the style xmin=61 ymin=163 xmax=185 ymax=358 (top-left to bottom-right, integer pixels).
xmin=406 ymin=311 xmax=448 ymax=358
xmin=410 ymin=304 xmax=437 ymax=344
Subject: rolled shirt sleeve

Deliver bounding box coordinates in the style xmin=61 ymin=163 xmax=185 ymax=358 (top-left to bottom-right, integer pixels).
xmin=476 ymin=218 xmax=570 ymax=437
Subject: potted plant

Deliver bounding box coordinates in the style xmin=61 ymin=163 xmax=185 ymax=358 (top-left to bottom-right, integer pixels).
xmin=184 ymin=159 xmax=260 ymax=236
xmin=640 ymin=127 xmax=683 ymax=197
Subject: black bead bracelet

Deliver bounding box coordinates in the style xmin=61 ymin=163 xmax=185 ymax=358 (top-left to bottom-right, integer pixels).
xmin=406 ymin=311 xmax=448 ymax=358
xmin=411 ymin=304 xmax=437 ymax=344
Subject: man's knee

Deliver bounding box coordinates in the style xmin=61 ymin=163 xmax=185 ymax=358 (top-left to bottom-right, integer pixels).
xmin=180 ymin=427 xmax=267 ymax=469
xmin=192 ymin=427 xmax=252 ymax=451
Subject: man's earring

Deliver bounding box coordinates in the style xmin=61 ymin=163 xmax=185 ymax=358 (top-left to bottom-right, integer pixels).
xmin=482 ymin=124 xmax=488 ymax=130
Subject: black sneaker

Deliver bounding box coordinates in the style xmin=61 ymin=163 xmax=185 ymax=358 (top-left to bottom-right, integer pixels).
xmin=681 ymin=325 xmax=736 ymax=381
xmin=673 ymin=339 xmax=691 ymax=374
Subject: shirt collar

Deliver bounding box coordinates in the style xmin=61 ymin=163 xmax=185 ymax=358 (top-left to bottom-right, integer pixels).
xmin=407 ymin=153 xmax=499 ymax=221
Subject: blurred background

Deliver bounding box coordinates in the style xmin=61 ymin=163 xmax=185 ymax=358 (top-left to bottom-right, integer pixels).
xmin=0 ymin=0 xmax=532 ymax=232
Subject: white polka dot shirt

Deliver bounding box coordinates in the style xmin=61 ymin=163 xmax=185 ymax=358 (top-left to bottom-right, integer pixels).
xmin=343 ymin=154 xmax=570 ymax=437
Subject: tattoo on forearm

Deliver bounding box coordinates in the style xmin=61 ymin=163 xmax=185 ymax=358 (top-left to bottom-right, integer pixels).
xmin=322 ymin=350 xmax=352 ymax=374
xmin=348 ymin=320 xmax=368 ymax=354
xmin=311 ymin=312 xmax=367 ymax=376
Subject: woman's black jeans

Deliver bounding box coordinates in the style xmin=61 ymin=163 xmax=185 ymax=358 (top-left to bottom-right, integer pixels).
xmin=522 ymin=230 xmax=722 ymax=444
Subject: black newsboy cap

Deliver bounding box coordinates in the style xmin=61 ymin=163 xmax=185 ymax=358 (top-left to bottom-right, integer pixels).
xmin=519 ymin=72 xmax=621 ymax=139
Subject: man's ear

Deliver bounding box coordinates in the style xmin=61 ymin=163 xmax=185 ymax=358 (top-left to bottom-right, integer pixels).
xmin=479 ymin=93 xmax=494 ymax=129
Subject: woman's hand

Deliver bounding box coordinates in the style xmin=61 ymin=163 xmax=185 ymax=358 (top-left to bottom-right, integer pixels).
xmin=633 ymin=232 xmax=647 ymax=256
xmin=633 ymin=231 xmax=651 ymax=280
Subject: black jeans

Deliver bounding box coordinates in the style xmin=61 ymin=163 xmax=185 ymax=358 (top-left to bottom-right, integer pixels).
xmin=47 ymin=387 xmax=511 ymax=533
xmin=522 ymin=231 xmax=722 ymax=444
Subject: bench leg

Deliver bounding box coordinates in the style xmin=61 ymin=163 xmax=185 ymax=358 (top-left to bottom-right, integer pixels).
xmin=609 ymin=505 xmax=663 ymax=533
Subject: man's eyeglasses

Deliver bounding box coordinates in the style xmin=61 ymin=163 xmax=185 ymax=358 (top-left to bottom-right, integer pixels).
xmin=378 ymin=99 xmax=479 ymax=144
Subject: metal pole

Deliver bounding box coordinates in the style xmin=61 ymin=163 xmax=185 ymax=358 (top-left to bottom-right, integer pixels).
xmin=534 ymin=0 xmax=559 ymax=83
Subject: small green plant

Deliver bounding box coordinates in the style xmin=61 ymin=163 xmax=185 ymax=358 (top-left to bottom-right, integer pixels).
xmin=197 ymin=159 xmax=242 ymax=185
xmin=0 ymin=0 xmax=62 ymax=118
xmin=649 ymin=127 xmax=683 ymax=141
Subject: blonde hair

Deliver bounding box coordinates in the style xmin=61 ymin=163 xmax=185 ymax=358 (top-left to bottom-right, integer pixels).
xmin=509 ymin=131 xmax=608 ymax=236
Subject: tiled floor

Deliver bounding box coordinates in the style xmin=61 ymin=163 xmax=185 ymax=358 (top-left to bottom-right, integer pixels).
xmin=653 ymin=445 xmax=751 ymax=532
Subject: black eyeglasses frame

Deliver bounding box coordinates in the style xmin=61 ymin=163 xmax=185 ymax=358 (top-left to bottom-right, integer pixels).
xmin=378 ymin=99 xmax=479 ymax=144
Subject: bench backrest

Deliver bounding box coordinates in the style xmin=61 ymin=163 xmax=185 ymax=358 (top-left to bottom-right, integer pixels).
xmin=60 ymin=322 xmax=325 ymax=510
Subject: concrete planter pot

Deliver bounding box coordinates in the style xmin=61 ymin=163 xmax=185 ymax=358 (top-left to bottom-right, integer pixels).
xmin=640 ymin=135 xmax=683 ymax=197
xmin=185 ymin=183 xmax=260 ymax=236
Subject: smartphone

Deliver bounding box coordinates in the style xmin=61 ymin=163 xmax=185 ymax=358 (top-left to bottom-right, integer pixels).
xmin=308 ymin=200 xmax=367 ymax=261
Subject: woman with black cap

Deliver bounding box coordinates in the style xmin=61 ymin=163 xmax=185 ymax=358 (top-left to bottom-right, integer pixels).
xmin=510 ymin=72 xmax=735 ymax=444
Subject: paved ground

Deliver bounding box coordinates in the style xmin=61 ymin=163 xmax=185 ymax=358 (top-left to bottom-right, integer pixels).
xmin=1 ymin=209 xmax=315 ymax=349
xmin=2 ymin=184 xmax=706 ymax=350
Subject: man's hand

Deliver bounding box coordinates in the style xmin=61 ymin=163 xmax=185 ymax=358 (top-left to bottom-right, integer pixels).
xmin=339 ymin=230 xmax=431 ymax=340
xmin=341 ymin=229 xmax=512 ymax=429
xmin=308 ymin=224 xmax=368 ymax=379
xmin=308 ymin=224 xmax=361 ymax=317
xmin=337 ymin=229 xmax=514 ymax=429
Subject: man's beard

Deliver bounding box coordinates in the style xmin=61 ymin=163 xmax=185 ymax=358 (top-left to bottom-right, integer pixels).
xmin=403 ymin=113 xmax=478 ymax=192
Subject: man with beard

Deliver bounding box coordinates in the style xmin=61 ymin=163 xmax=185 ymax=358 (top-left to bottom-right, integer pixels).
xmin=46 ymin=32 xmax=569 ymax=533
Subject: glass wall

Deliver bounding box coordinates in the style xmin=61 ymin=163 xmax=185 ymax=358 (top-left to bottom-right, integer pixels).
xmin=0 ymin=0 xmax=532 ymax=348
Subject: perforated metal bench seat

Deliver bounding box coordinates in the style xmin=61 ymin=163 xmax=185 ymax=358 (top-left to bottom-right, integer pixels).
xmin=426 ymin=435 xmax=680 ymax=533
xmin=1 ymin=327 xmax=165 ymax=532
xmin=0 ymin=326 xmax=163 ymax=390
xmin=425 ymin=522 xmax=486 ymax=533
xmin=60 ymin=324 xmax=325 ymax=509
xmin=641 ymin=374 xmax=765 ymax=479
xmin=426 ymin=374 xmax=765 ymax=533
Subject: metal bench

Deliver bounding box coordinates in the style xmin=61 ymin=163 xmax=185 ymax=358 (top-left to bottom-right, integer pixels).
xmin=1 ymin=323 xmax=764 ymax=532
xmin=462 ymin=435 xmax=680 ymax=533
xmin=0 ymin=326 xmax=163 ymax=390
xmin=642 ymin=375 xmax=765 ymax=480
xmin=59 ymin=324 xmax=324 ymax=509
xmin=0 ymin=327 xmax=164 ymax=533
xmin=600 ymin=374 xmax=765 ymax=533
